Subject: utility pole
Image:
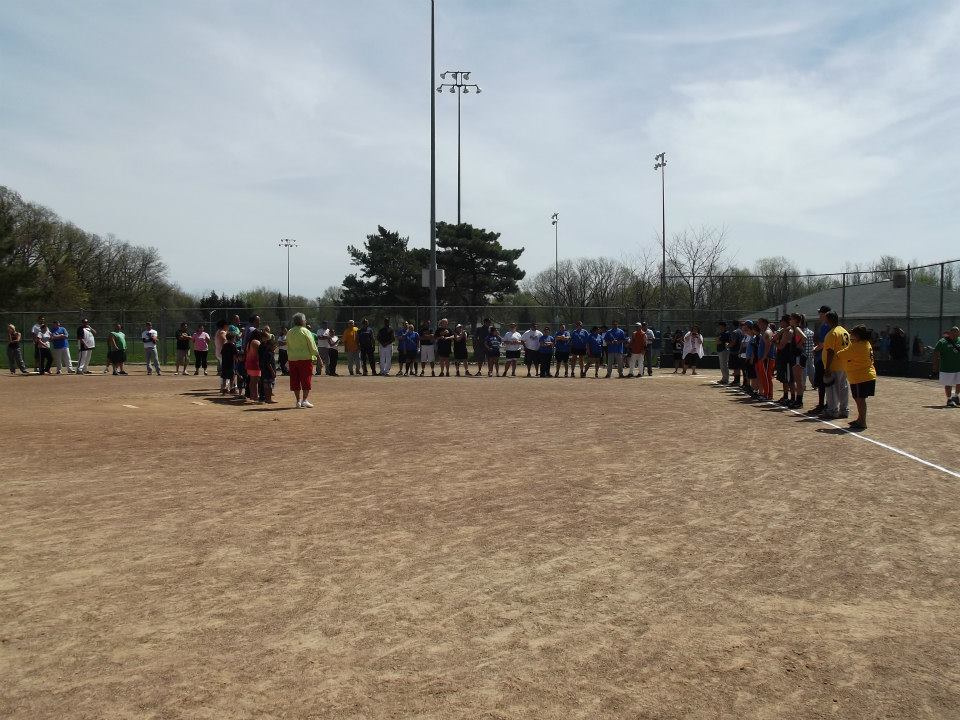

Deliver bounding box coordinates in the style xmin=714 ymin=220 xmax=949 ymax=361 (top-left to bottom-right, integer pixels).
xmin=429 ymin=0 xmax=438 ymax=328
xmin=437 ymin=70 xmax=481 ymax=224
xmin=551 ymin=212 xmax=559 ymax=323
xmin=654 ymin=152 xmax=667 ymax=335
xmin=278 ymin=238 xmax=298 ymax=306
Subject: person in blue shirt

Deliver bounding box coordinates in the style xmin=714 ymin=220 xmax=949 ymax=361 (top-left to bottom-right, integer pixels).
xmin=585 ymin=326 xmax=604 ymax=378
xmin=484 ymin=324 xmax=502 ymax=377
xmin=399 ymin=322 xmax=419 ymax=376
xmin=538 ymin=325 xmax=555 ymax=378
xmin=603 ymin=321 xmax=627 ymax=378
xmin=49 ymin=320 xmax=73 ymax=374
xmin=553 ymin=323 xmax=572 ymax=378
xmin=569 ymin=320 xmax=590 ymax=377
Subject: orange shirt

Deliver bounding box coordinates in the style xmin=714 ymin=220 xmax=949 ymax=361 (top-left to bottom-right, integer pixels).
xmin=630 ymin=330 xmax=648 ymax=354
xmin=342 ymin=326 xmax=359 ymax=352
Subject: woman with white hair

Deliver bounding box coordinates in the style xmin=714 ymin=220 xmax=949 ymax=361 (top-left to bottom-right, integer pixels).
xmin=286 ymin=313 xmax=319 ymax=408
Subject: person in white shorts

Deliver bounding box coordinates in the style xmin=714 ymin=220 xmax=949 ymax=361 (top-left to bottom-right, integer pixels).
xmin=932 ymin=326 xmax=960 ymax=407
xmin=419 ymin=322 xmax=436 ymax=376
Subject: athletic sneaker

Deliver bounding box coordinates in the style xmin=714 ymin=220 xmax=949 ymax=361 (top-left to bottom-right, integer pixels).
xmin=301 ymin=400 xmax=314 ymax=408
xmin=949 ymin=396 xmax=960 ymax=407
xmin=296 ymin=400 xmax=302 ymax=408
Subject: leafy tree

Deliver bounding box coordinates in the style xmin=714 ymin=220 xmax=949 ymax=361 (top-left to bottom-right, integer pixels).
xmin=341 ymin=226 xmax=428 ymax=307
xmin=436 ymin=221 xmax=525 ymax=325
xmin=198 ymin=291 xmax=250 ymax=312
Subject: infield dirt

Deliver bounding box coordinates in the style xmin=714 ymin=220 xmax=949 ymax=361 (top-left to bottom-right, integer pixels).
xmin=2 ymin=367 xmax=958 ymax=719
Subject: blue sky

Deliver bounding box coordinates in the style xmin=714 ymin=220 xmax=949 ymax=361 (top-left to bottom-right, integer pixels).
xmin=2 ymin=1 xmax=958 ymax=296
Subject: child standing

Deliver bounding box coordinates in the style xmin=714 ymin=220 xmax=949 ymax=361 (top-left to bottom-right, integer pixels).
xmin=259 ymin=334 xmax=277 ymax=403
xmin=671 ymin=330 xmax=684 ymax=373
xmin=845 ymin=325 xmax=876 ymax=430
xmin=220 ymin=332 xmax=238 ymax=394
xmin=244 ymin=330 xmax=262 ymax=402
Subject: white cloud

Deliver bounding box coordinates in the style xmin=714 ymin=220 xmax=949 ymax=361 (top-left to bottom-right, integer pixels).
xmin=1 ymin=0 xmax=958 ymax=295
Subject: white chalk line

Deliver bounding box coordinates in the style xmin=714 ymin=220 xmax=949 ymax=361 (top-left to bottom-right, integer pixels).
xmin=121 ymin=404 xmax=139 ymax=409
xmin=724 ymin=389 xmax=960 ymax=479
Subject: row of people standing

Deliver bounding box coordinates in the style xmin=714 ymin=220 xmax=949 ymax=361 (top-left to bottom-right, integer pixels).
xmin=320 ymin=317 xmax=662 ymax=379
xmin=716 ymin=306 xmax=876 ymax=429
xmin=8 ymin=316 xmax=105 ymax=375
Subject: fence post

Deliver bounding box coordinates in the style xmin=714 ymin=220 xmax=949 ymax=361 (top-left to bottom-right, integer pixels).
xmin=690 ymin=272 xmax=696 ymax=326
xmin=939 ymin=262 xmax=945 ymax=334
xmin=905 ymin=266 xmax=912 ymax=377
xmin=160 ymin=306 xmax=166 ymax=365
xmin=841 ymin=273 xmax=847 ymax=325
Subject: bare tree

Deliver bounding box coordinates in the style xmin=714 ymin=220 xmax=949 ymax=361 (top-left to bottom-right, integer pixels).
xmin=666 ymin=226 xmax=729 ymax=313
xmin=620 ymin=247 xmax=660 ymax=312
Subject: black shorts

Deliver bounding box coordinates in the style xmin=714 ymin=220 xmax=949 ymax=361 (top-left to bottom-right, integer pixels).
xmin=524 ymin=348 xmax=538 ymax=364
xmin=486 ymin=351 xmax=501 ymax=359
xmin=745 ymin=362 xmax=757 ymax=379
xmin=850 ymin=380 xmax=876 ymax=398
xmin=571 ymin=348 xmax=586 ymax=357
xmin=505 ymin=350 xmax=521 ymax=359
xmin=684 ymin=352 xmax=699 ymax=366
xmin=729 ymin=355 xmax=741 ymax=370
xmin=794 ymin=352 xmax=807 ymax=367
xmin=673 ymin=352 xmax=684 ymax=362
xmin=775 ymin=362 xmax=789 ymax=383
xmin=556 ymin=351 xmax=570 ymax=362
xmin=436 ymin=350 xmax=451 ymax=359
xmin=814 ymin=359 xmax=825 ymax=388
xmin=587 ymin=352 xmax=602 ymax=360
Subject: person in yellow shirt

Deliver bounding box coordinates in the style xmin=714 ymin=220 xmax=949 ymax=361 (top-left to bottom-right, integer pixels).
xmin=821 ymin=310 xmax=851 ymax=419
xmin=341 ymin=319 xmax=361 ymax=375
xmin=845 ymin=325 xmax=877 ymax=430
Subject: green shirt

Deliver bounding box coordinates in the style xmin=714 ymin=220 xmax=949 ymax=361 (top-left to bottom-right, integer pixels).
xmin=110 ymin=331 xmax=126 ymax=350
xmin=934 ymin=337 xmax=960 ymax=373
xmin=286 ymin=325 xmax=318 ymax=362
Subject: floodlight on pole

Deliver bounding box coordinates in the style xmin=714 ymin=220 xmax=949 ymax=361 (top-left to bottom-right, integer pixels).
xmin=436 ymin=69 xmax=481 ymax=225
xmin=429 ymin=0 xmax=438 ymax=329
xmin=551 ymin=212 xmax=559 ymax=323
xmin=278 ymin=238 xmax=298 ymax=306
xmin=654 ymin=152 xmax=667 ymax=336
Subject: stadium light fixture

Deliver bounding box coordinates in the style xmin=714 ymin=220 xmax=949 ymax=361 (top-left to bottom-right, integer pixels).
xmin=436 ymin=69 xmax=482 ymax=225
xmin=654 ymin=152 xmax=667 ymax=334
xmin=278 ymin=238 xmax=299 ymax=306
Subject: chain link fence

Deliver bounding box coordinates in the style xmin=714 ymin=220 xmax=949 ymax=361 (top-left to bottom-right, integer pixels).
xmin=4 ymin=261 xmax=957 ymax=375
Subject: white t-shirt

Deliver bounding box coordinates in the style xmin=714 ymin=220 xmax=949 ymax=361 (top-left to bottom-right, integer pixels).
xmin=521 ymin=329 xmax=543 ymax=351
xmin=81 ymin=328 xmax=95 ymax=349
xmin=142 ymin=329 xmax=158 ymax=349
xmin=645 ymin=329 xmax=655 ymax=344
xmin=502 ymin=331 xmax=523 ymax=350
xmin=316 ymin=329 xmax=333 ymax=349
xmin=31 ymin=323 xmax=42 ymax=340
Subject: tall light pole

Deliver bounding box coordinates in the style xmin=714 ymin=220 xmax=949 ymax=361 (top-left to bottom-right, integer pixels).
xmin=278 ymin=238 xmax=298 ymax=306
xmin=437 ymin=70 xmax=481 ymax=225
xmin=654 ymin=152 xmax=667 ymax=334
xmin=551 ymin=212 xmax=559 ymax=322
xmin=428 ymin=0 xmax=438 ymax=329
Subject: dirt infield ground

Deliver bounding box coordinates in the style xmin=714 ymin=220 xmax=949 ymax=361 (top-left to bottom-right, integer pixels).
xmin=2 ymin=366 xmax=959 ymax=719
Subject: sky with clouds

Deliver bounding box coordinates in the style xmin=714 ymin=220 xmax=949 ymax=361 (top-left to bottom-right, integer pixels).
xmin=2 ymin=0 xmax=958 ymax=297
